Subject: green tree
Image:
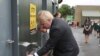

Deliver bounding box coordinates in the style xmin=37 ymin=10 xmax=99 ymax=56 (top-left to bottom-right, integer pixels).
xmin=70 ymin=6 xmax=75 ymax=15
xmin=58 ymin=4 xmax=74 ymax=18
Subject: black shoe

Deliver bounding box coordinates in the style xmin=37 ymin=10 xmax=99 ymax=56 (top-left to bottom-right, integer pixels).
xmin=85 ymin=42 xmax=88 ymax=44
xmin=97 ymin=36 xmax=100 ymax=38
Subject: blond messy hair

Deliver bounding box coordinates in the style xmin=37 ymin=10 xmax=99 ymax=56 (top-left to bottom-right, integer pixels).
xmin=38 ymin=10 xmax=54 ymax=21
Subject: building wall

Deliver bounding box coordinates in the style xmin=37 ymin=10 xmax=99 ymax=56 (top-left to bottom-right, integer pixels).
xmin=74 ymin=5 xmax=100 ymax=26
xmin=0 ymin=0 xmax=12 ymax=56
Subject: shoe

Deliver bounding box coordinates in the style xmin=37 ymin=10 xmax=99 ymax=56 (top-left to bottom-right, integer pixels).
xmin=97 ymin=36 xmax=100 ymax=38
xmin=85 ymin=42 xmax=88 ymax=44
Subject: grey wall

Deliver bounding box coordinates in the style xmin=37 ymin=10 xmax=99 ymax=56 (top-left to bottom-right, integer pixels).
xmin=19 ymin=0 xmax=30 ymax=42
xmin=18 ymin=0 xmax=43 ymax=43
xmin=47 ymin=0 xmax=53 ymax=13
xmin=18 ymin=0 xmax=42 ymax=56
xmin=0 ymin=0 xmax=12 ymax=56
xmin=11 ymin=0 xmax=18 ymax=56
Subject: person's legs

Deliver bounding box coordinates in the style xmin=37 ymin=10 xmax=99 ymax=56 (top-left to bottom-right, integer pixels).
xmin=85 ymin=35 xmax=89 ymax=44
xmin=97 ymin=31 xmax=100 ymax=38
xmin=86 ymin=35 xmax=89 ymax=43
xmin=94 ymin=30 xmax=97 ymax=36
xmin=85 ymin=35 xmax=87 ymax=43
xmin=98 ymin=33 xmax=100 ymax=46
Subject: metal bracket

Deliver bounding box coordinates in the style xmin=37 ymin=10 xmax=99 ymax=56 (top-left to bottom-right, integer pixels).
xmin=6 ymin=39 xmax=14 ymax=44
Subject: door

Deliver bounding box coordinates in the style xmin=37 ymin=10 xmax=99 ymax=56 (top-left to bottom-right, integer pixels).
xmin=0 ymin=0 xmax=13 ymax=56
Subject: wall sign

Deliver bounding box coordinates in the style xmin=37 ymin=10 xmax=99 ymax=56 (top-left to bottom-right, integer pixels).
xmin=30 ymin=3 xmax=37 ymax=30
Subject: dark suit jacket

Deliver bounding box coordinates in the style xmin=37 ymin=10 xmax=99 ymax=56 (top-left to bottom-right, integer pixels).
xmin=37 ymin=18 xmax=79 ymax=56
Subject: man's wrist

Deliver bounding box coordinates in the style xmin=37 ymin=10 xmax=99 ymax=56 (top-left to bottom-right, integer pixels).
xmin=34 ymin=52 xmax=39 ymax=56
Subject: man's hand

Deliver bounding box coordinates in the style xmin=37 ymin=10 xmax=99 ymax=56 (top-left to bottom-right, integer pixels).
xmin=27 ymin=54 xmax=33 ymax=56
xmin=34 ymin=52 xmax=39 ymax=56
